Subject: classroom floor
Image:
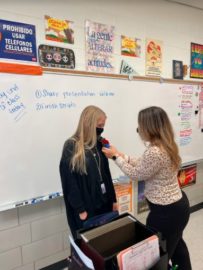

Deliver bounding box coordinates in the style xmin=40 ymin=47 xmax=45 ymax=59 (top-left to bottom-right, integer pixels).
xmin=183 ymin=208 xmax=203 ymax=270
xmin=48 ymin=208 xmax=203 ymax=270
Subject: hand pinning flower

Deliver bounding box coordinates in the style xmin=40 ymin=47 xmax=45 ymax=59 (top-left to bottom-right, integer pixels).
xmin=101 ymin=138 xmax=110 ymax=148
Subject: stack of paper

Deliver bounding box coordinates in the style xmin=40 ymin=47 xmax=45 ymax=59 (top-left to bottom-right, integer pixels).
xmin=117 ymin=235 xmax=160 ymax=270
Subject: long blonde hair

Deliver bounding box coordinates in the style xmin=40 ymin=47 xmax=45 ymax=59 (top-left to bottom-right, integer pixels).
xmin=138 ymin=106 xmax=181 ymax=170
xmin=70 ymin=105 xmax=106 ymax=174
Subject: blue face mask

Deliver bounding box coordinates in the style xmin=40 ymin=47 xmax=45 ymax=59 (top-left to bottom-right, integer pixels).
xmin=96 ymin=127 xmax=104 ymax=136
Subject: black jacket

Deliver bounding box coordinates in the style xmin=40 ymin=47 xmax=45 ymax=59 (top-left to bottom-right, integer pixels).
xmin=59 ymin=139 xmax=117 ymax=238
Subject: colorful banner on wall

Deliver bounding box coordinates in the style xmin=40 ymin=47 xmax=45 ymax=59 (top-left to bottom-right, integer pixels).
xmin=121 ymin=35 xmax=141 ymax=57
xmin=178 ymin=164 xmax=196 ymax=188
xmin=45 ymin=15 xmax=74 ymax=44
xmin=0 ymin=19 xmax=37 ymax=62
xmin=85 ymin=20 xmax=115 ymax=73
xmin=190 ymin=43 xmax=203 ymax=79
xmin=145 ymin=39 xmax=162 ymax=76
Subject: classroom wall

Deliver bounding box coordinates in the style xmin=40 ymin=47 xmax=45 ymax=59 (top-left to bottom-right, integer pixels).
xmin=1 ymin=0 xmax=203 ymax=78
xmin=1 ymin=0 xmax=203 ymax=269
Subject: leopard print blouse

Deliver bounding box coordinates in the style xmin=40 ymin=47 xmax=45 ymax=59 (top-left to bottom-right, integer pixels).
xmin=115 ymin=145 xmax=182 ymax=205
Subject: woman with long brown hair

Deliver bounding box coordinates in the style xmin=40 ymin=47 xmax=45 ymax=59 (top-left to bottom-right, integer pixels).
xmin=103 ymin=106 xmax=192 ymax=270
xmin=60 ymin=105 xmax=117 ymax=239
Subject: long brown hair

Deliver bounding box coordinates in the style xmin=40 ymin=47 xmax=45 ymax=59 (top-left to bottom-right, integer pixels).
xmin=70 ymin=105 xmax=106 ymax=174
xmin=138 ymin=106 xmax=181 ymax=170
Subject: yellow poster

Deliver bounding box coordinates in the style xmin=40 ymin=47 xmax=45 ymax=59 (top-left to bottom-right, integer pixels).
xmin=45 ymin=15 xmax=74 ymax=44
xmin=121 ymin=35 xmax=141 ymax=57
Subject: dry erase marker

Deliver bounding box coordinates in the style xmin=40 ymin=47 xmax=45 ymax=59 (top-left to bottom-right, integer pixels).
xmin=15 ymin=202 xmax=24 ymax=207
xmin=49 ymin=192 xmax=60 ymax=199
xmin=31 ymin=197 xmax=44 ymax=204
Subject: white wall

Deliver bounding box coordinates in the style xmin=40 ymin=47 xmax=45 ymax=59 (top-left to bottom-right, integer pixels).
xmin=1 ymin=0 xmax=203 ymax=269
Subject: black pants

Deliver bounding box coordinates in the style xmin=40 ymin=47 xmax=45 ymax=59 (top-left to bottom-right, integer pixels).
xmin=146 ymin=191 xmax=192 ymax=270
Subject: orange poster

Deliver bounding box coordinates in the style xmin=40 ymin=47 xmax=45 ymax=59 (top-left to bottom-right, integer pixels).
xmin=114 ymin=181 xmax=133 ymax=214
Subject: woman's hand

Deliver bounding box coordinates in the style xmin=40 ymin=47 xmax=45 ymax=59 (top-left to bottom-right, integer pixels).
xmin=102 ymin=145 xmax=118 ymax=159
xmin=79 ymin=211 xmax=88 ymax=220
xmin=102 ymin=145 xmax=125 ymax=159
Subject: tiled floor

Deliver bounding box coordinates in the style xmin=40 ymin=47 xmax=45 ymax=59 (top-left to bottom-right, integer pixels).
xmin=184 ymin=208 xmax=203 ymax=270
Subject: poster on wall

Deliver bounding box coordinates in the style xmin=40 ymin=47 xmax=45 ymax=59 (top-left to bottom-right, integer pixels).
xmin=137 ymin=181 xmax=149 ymax=214
xmin=0 ymin=19 xmax=37 ymax=62
xmin=45 ymin=15 xmax=74 ymax=44
xmin=178 ymin=85 xmax=194 ymax=147
xmin=114 ymin=181 xmax=133 ymax=214
xmin=199 ymin=85 xmax=203 ymax=128
xmin=38 ymin=44 xmax=75 ymax=69
xmin=173 ymin=60 xmax=183 ymax=79
xmin=145 ymin=39 xmax=162 ymax=77
xmin=121 ymin=35 xmax=141 ymax=57
xmin=178 ymin=164 xmax=196 ymax=188
xmin=190 ymin=43 xmax=203 ymax=79
xmin=85 ymin=20 xmax=115 ymax=73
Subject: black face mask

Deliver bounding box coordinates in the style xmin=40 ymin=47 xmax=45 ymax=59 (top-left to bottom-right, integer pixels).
xmin=96 ymin=127 xmax=104 ymax=136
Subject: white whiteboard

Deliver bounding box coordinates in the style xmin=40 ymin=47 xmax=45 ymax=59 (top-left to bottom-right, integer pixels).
xmin=0 ymin=73 xmax=202 ymax=210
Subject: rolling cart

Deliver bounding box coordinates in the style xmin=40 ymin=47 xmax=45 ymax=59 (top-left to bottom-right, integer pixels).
xmin=67 ymin=213 xmax=169 ymax=270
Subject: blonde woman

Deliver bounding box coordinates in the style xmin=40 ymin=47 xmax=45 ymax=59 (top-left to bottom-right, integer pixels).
xmin=103 ymin=106 xmax=192 ymax=270
xmin=60 ymin=105 xmax=117 ymax=239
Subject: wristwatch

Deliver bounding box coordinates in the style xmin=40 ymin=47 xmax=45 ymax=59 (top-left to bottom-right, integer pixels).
xmin=112 ymin=155 xmax=118 ymax=160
